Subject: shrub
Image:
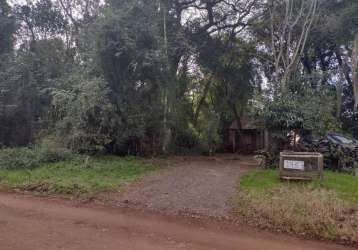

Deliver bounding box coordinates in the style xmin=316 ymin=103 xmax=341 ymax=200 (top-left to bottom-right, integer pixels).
xmin=0 ymin=147 xmax=41 ymax=170
xmin=37 ymin=137 xmax=74 ymax=163
xmin=0 ymin=145 xmax=74 ymax=170
xmin=262 ymin=85 xmax=339 ymax=136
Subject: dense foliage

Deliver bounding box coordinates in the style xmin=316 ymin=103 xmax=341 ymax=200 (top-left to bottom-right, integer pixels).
xmin=263 ymin=85 xmax=338 ymax=136
xmin=0 ymin=0 xmax=357 ymax=155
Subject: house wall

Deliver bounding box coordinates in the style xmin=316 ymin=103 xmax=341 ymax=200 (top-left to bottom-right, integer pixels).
xmin=228 ymin=129 xmax=266 ymax=152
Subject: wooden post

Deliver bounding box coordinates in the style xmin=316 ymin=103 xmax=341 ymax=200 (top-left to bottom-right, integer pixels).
xmin=232 ymin=130 xmax=236 ymax=153
xmin=264 ymin=129 xmax=270 ymax=150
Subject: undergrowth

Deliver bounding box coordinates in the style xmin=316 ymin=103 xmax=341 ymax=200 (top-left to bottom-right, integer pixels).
xmin=0 ymin=145 xmax=74 ymax=170
xmin=0 ymin=155 xmax=156 ymax=196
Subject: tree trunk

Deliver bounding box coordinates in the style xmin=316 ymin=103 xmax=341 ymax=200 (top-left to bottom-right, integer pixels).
xmin=270 ymin=0 xmax=318 ymax=96
xmin=335 ymin=50 xmax=345 ymax=120
xmin=194 ymin=77 xmax=212 ymax=124
xmin=336 ymin=79 xmax=343 ymax=120
xmin=352 ymin=34 xmax=358 ymax=111
xmin=281 ymin=71 xmax=290 ymax=94
xmin=161 ymin=1 xmax=171 ymax=153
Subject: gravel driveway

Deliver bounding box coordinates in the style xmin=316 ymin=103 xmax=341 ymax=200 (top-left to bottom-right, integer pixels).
xmin=99 ymin=155 xmax=258 ymax=218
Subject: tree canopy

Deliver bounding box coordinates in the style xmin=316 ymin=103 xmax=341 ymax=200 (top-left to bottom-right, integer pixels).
xmin=0 ymin=0 xmax=357 ymax=153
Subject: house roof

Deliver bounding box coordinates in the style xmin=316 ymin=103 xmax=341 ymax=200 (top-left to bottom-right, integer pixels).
xmin=229 ymin=116 xmax=265 ymax=130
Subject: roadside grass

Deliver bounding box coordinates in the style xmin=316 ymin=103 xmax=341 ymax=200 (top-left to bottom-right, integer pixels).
xmin=0 ymin=155 xmax=156 ymax=196
xmin=235 ymin=170 xmax=358 ymax=243
xmin=239 ymin=170 xmax=358 ymax=204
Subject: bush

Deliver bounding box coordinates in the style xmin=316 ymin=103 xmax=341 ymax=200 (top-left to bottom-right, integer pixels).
xmin=0 ymin=147 xmax=41 ymax=170
xmin=262 ymin=85 xmax=339 ymax=136
xmin=0 ymin=145 xmax=74 ymax=170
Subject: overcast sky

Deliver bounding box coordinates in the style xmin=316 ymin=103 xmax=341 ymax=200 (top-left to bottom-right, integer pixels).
xmin=9 ymin=0 xmax=25 ymax=5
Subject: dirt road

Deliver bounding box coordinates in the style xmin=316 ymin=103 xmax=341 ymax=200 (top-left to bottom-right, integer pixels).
xmin=0 ymin=192 xmax=352 ymax=250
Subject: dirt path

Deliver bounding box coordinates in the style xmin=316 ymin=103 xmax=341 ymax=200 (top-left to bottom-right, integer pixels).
xmin=99 ymin=155 xmax=257 ymax=218
xmin=0 ymin=192 xmax=353 ymax=250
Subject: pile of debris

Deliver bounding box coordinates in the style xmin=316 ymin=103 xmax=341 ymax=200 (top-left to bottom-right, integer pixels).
xmin=256 ymin=133 xmax=358 ymax=173
xmin=297 ymin=133 xmax=358 ymax=173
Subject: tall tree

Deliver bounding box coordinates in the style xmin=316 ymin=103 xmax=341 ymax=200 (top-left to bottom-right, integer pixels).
xmin=0 ymin=0 xmax=17 ymax=144
xmin=268 ymin=0 xmax=318 ymax=94
xmin=0 ymin=0 xmax=15 ymax=55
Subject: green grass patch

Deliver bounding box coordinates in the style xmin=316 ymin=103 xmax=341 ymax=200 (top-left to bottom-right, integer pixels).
xmin=235 ymin=169 xmax=358 ymax=243
xmin=0 ymin=155 xmax=156 ymax=196
xmin=239 ymin=170 xmax=358 ymax=204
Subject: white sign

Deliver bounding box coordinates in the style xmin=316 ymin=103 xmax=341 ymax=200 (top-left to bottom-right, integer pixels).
xmin=284 ymin=160 xmax=305 ymax=171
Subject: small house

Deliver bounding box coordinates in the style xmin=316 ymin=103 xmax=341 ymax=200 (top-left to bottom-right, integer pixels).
xmin=228 ymin=116 xmax=269 ymax=153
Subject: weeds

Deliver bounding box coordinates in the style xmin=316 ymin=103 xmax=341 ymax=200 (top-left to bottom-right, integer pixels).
xmin=235 ymin=170 xmax=358 ymax=243
xmin=0 ymin=155 xmax=156 ymax=196
xmin=0 ymin=145 xmax=74 ymax=170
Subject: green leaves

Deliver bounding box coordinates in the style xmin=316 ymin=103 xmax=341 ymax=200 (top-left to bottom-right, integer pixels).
xmin=51 ymin=72 xmax=118 ymax=153
xmin=0 ymin=0 xmax=15 ymax=56
xmin=263 ymin=85 xmax=339 ymax=136
xmin=13 ymin=0 xmax=67 ymax=41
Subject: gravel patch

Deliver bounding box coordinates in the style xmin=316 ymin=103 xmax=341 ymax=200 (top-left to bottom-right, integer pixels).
xmin=99 ymin=155 xmax=257 ymax=219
